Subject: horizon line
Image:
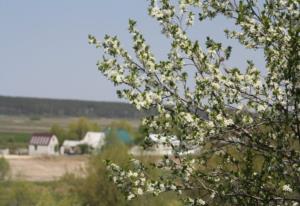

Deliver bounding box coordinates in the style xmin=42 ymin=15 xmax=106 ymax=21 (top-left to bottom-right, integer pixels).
xmin=0 ymin=94 xmax=128 ymax=104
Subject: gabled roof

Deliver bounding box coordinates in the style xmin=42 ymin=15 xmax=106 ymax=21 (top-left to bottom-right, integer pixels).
xmin=29 ymin=133 xmax=54 ymax=146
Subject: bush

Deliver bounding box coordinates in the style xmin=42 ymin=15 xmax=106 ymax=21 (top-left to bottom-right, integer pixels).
xmin=78 ymin=144 xmax=91 ymax=154
xmin=59 ymin=134 xmax=182 ymax=206
xmin=0 ymin=181 xmax=82 ymax=206
xmin=0 ymin=157 xmax=10 ymax=181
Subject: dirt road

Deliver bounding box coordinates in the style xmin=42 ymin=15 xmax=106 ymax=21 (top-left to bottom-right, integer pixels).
xmin=4 ymin=155 xmax=87 ymax=181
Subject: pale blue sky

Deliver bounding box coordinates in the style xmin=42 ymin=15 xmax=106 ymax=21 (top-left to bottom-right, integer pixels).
xmin=0 ymin=0 xmax=265 ymax=102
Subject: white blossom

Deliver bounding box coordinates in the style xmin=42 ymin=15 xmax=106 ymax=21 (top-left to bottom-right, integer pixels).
xmin=137 ymin=188 xmax=144 ymax=195
xmin=282 ymin=184 xmax=293 ymax=193
xmin=91 ymin=0 xmax=300 ymax=205
xmin=197 ymin=198 xmax=206 ymax=205
xmin=127 ymin=193 xmax=135 ymax=200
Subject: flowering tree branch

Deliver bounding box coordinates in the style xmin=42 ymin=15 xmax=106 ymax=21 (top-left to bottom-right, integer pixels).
xmin=89 ymin=0 xmax=300 ymax=205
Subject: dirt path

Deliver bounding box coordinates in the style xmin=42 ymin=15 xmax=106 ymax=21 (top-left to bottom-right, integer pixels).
xmin=4 ymin=155 xmax=87 ymax=181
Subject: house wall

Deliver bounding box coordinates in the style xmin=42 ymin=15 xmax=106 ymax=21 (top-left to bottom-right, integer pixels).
xmin=60 ymin=146 xmax=65 ymax=155
xmin=0 ymin=149 xmax=9 ymax=155
xmin=29 ymin=145 xmax=49 ymax=155
xmin=48 ymin=136 xmax=59 ymax=155
xmin=82 ymin=132 xmax=106 ymax=149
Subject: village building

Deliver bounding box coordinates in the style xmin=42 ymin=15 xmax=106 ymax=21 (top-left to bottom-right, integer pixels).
xmin=0 ymin=148 xmax=9 ymax=156
xmin=60 ymin=140 xmax=81 ymax=154
xmin=81 ymin=131 xmax=106 ymax=149
xmin=28 ymin=133 xmax=59 ymax=156
xmin=61 ymin=131 xmax=106 ymax=155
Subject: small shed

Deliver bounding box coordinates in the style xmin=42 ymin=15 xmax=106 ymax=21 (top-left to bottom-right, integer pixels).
xmin=60 ymin=140 xmax=81 ymax=154
xmin=28 ymin=133 xmax=59 ymax=156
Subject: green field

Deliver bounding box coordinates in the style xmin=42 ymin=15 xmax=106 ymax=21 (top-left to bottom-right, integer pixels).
xmin=0 ymin=115 xmax=140 ymax=134
xmin=0 ymin=132 xmax=31 ymax=149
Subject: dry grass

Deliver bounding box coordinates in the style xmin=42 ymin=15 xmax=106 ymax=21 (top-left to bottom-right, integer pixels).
xmin=5 ymin=155 xmax=88 ymax=181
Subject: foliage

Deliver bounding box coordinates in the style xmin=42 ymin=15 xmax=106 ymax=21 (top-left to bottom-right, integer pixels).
xmin=104 ymin=129 xmax=126 ymax=147
xmin=0 ymin=157 xmax=10 ymax=181
xmin=0 ymin=132 xmax=31 ymax=149
xmin=109 ymin=120 xmax=136 ymax=135
xmin=63 ymin=138 xmax=130 ymax=206
xmin=89 ymin=0 xmax=300 ymax=205
xmin=0 ymin=181 xmax=80 ymax=206
xmin=78 ymin=143 xmax=91 ymax=154
xmin=60 ymin=136 xmax=182 ymax=206
xmin=51 ymin=117 xmax=101 ymax=143
xmin=29 ymin=116 xmax=41 ymax=121
xmin=0 ymin=146 xmax=182 ymax=206
xmin=67 ymin=117 xmax=100 ymax=140
xmin=135 ymin=124 xmax=149 ymax=144
xmin=50 ymin=124 xmax=67 ymax=146
xmin=107 ymin=121 xmax=136 ymax=144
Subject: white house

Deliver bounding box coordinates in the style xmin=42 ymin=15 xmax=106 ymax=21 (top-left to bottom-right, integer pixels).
xmin=0 ymin=148 xmax=9 ymax=156
xmin=28 ymin=133 xmax=59 ymax=156
xmin=81 ymin=132 xmax=106 ymax=149
xmin=60 ymin=132 xmax=106 ymax=154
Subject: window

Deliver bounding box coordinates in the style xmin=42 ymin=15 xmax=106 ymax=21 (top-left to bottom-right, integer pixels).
xmin=34 ymin=145 xmax=38 ymax=150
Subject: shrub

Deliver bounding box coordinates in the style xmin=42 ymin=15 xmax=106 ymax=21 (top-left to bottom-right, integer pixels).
xmin=0 ymin=157 xmax=10 ymax=181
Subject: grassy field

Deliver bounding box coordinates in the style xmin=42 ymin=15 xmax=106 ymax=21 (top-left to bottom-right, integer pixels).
xmin=0 ymin=115 xmax=140 ymax=134
xmin=5 ymin=155 xmax=87 ymax=181
xmin=0 ymin=132 xmax=31 ymax=149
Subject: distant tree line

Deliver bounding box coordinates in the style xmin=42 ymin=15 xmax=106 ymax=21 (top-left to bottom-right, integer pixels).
xmin=0 ymin=96 xmax=148 ymax=118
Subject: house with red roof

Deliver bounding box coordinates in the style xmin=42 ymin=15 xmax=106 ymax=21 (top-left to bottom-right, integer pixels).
xmin=28 ymin=133 xmax=59 ymax=155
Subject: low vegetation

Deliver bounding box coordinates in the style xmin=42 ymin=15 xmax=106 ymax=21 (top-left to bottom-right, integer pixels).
xmin=0 ymin=132 xmax=30 ymax=150
xmin=0 ymin=157 xmax=10 ymax=181
xmin=50 ymin=117 xmax=101 ymax=145
xmin=0 ymin=136 xmax=182 ymax=206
